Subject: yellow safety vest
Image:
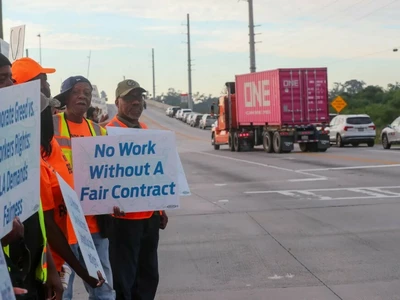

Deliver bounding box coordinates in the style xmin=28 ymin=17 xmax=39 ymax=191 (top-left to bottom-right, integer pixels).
xmin=3 ymin=201 xmax=48 ymax=283
xmin=52 ymin=112 xmax=107 ymax=165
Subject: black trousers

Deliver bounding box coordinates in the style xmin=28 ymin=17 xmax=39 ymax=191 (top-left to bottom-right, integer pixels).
xmin=109 ymin=214 xmax=160 ymax=300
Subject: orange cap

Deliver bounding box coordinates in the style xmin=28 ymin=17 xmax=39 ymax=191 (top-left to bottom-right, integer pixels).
xmin=12 ymin=57 xmax=56 ymax=84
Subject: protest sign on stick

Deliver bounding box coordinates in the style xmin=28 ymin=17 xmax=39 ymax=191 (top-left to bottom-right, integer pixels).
xmin=0 ymin=248 xmax=16 ymax=300
xmin=0 ymin=81 xmax=41 ymax=238
xmin=72 ymin=131 xmax=180 ymax=215
xmin=56 ymin=173 xmax=107 ymax=282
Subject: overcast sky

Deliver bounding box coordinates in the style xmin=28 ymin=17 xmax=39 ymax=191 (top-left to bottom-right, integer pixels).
xmin=4 ymin=0 xmax=400 ymax=100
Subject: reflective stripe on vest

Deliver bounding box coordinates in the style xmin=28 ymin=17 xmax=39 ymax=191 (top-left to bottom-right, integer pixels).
xmin=36 ymin=201 xmax=47 ymax=283
xmin=3 ymin=201 xmax=48 ymax=282
xmin=53 ymin=112 xmax=107 ymax=165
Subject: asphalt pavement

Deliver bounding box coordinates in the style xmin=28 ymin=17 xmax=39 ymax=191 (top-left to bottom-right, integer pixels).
xmin=74 ymin=105 xmax=400 ymax=300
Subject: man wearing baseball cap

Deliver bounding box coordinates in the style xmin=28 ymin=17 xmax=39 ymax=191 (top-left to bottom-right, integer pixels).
xmin=53 ymin=76 xmax=115 ymax=300
xmin=107 ymin=79 xmax=168 ymax=300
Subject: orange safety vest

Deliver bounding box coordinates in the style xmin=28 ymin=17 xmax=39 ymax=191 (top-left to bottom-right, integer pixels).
xmin=106 ymin=116 xmax=156 ymax=220
xmin=52 ymin=112 xmax=107 ymax=165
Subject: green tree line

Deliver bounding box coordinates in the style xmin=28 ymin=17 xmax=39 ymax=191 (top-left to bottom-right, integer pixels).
xmin=329 ymin=79 xmax=400 ymax=133
xmin=152 ymin=88 xmax=218 ymax=114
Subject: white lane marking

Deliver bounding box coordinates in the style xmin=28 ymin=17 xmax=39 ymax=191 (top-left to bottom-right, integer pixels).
xmin=348 ymin=188 xmax=390 ymax=197
xmin=217 ymin=199 xmax=229 ymax=203
xmin=214 ymin=183 xmax=227 ymax=186
xmin=244 ymin=185 xmax=400 ymax=194
xmin=268 ymin=275 xmax=284 ymax=280
xmin=366 ymin=188 xmax=400 ymax=196
xmin=296 ymin=190 xmax=332 ymax=200
xmin=288 ymin=177 xmax=327 ymax=182
xmin=279 ymin=191 xmax=297 ymax=197
xmin=296 ymin=164 xmax=400 ymax=172
xmin=285 ymin=273 xmax=295 ymax=278
xmin=243 ymin=186 xmax=400 ymax=201
xmin=180 ymin=148 xmax=325 ymax=178
xmin=330 ymin=195 xmax=400 ymax=200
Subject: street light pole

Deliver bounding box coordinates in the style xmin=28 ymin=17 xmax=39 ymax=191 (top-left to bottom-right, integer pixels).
xmin=248 ymin=0 xmax=256 ymax=73
xmin=0 ymin=0 xmax=3 ymax=40
xmin=37 ymin=34 xmax=42 ymax=64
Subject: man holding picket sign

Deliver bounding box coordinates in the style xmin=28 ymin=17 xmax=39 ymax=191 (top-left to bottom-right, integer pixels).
xmin=52 ymin=76 xmax=116 ymax=300
xmin=106 ymin=79 xmax=168 ymax=300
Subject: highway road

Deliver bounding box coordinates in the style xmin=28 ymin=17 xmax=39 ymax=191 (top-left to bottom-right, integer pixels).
xmin=73 ymin=105 xmax=400 ymax=300
xmin=145 ymin=105 xmax=400 ymax=300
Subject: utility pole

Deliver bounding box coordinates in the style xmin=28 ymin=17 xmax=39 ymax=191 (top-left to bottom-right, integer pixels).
xmin=0 ymin=0 xmax=3 ymax=40
xmin=37 ymin=34 xmax=42 ymax=64
xmin=152 ymin=48 xmax=156 ymax=101
xmin=87 ymin=50 xmax=91 ymax=79
xmin=248 ymin=0 xmax=256 ymax=73
xmin=186 ymin=13 xmax=193 ymax=110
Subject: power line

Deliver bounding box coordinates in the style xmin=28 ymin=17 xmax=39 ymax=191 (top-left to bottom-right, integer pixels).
xmin=327 ymin=46 xmax=400 ymax=65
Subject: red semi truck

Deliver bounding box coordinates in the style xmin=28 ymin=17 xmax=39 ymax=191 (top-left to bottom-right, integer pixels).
xmin=211 ymin=68 xmax=331 ymax=153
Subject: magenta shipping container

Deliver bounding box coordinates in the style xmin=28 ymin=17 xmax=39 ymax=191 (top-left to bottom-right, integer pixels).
xmin=235 ymin=68 xmax=329 ymax=126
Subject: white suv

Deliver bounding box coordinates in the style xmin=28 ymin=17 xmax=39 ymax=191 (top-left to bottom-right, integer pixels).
xmin=328 ymin=114 xmax=376 ymax=147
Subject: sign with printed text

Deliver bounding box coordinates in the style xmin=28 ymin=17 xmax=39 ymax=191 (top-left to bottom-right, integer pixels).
xmin=56 ymin=173 xmax=107 ymax=281
xmin=91 ymin=85 xmax=108 ymax=117
xmin=0 ymin=249 xmax=15 ymax=300
xmin=9 ymin=25 xmax=26 ymax=63
xmin=106 ymin=126 xmax=190 ymax=196
xmin=71 ymin=131 xmax=180 ymax=215
xmin=331 ymin=96 xmax=347 ymax=113
xmin=0 ymin=81 xmax=41 ymax=238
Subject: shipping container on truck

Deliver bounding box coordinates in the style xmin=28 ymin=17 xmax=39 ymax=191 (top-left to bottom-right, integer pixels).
xmin=211 ymin=68 xmax=331 ymax=153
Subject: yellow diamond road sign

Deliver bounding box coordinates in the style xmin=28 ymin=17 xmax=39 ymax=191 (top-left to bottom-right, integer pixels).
xmin=331 ymin=96 xmax=347 ymax=113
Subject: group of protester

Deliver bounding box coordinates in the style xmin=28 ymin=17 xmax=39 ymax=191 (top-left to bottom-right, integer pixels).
xmin=0 ymin=52 xmax=168 ymax=300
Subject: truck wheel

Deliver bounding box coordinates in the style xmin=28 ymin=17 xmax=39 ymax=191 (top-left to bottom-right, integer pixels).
xmin=212 ymin=133 xmax=220 ymax=150
xmin=234 ymin=132 xmax=241 ymax=152
xmin=273 ymin=131 xmax=283 ymax=153
xmin=263 ymin=132 xmax=273 ymax=153
xmin=367 ymin=140 xmax=375 ymax=147
xmin=299 ymin=143 xmax=308 ymax=152
xmin=229 ymin=133 xmax=235 ymax=152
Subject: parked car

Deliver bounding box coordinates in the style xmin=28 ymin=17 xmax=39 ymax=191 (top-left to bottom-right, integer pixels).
xmin=186 ymin=113 xmax=196 ymax=125
xmin=176 ymin=109 xmax=192 ymax=120
xmin=182 ymin=112 xmax=191 ymax=123
xmin=165 ymin=107 xmax=173 ymax=116
xmin=174 ymin=108 xmax=182 ymax=118
xmin=199 ymin=114 xmax=218 ymax=129
xmin=190 ymin=114 xmax=203 ymax=127
xmin=171 ymin=106 xmax=181 ymax=117
xmin=381 ymin=116 xmax=400 ymax=149
xmin=328 ymin=114 xmax=376 ymax=147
